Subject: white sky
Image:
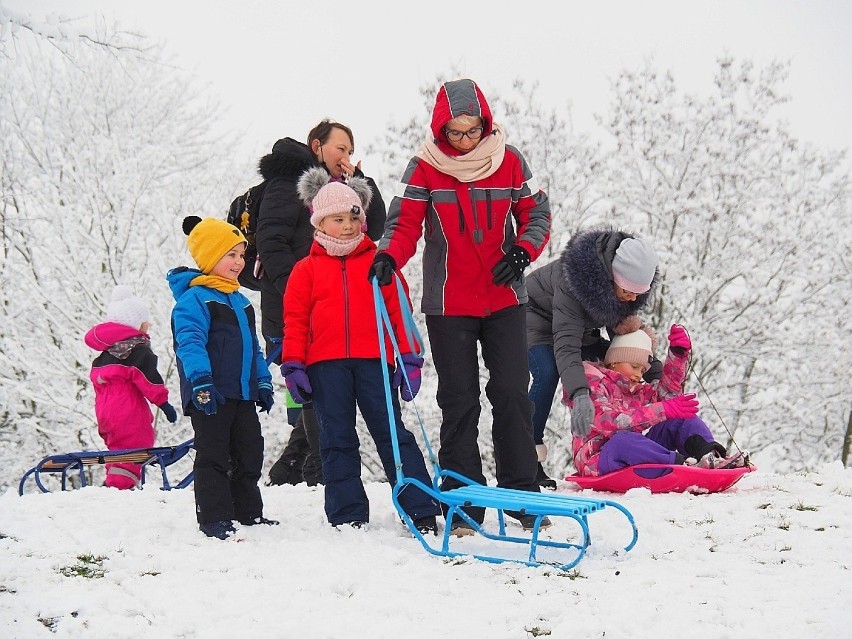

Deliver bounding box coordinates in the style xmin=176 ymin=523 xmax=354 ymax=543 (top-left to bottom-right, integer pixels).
xmin=3 ymin=461 xmax=851 ymax=636
xmin=10 ymin=0 xmax=852 ymax=165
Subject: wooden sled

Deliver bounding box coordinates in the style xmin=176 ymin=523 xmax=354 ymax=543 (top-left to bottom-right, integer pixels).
xmin=18 ymin=439 xmax=195 ymax=495
xmin=373 ymin=280 xmax=638 ymax=571
xmin=564 ymin=463 xmax=756 ymax=494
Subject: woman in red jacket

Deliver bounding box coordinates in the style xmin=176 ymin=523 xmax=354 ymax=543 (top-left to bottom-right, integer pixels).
xmin=280 ymin=168 xmax=440 ymax=534
xmin=368 ymin=79 xmax=552 ymax=535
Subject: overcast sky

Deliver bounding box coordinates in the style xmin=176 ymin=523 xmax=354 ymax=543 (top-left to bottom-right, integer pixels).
xmin=11 ymin=0 xmax=852 ymax=167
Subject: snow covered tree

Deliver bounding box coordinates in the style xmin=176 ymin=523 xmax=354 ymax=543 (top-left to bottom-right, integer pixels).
xmin=0 ymin=29 xmax=240 ymax=489
xmin=0 ymin=3 xmax=144 ymax=58
xmin=592 ymin=58 xmax=850 ymax=470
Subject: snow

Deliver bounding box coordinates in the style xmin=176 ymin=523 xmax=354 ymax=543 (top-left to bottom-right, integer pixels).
xmin=3 ymin=462 xmax=851 ymax=638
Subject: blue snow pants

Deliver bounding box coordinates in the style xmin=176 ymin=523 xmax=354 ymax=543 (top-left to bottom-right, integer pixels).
xmin=308 ymin=358 xmax=440 ymax=526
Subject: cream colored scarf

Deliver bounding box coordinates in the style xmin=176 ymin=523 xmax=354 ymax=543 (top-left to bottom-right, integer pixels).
xmin=416 ymin=123 xmax=506 ymax=183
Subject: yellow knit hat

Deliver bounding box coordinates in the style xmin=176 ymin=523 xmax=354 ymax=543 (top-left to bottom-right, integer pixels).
xmin=182 ymin=216 xmax=246 ymax=274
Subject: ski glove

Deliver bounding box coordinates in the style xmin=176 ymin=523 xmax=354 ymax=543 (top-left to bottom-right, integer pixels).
xmin=392 ymin=353 xmax=424 ymax=402
xmin=158 ymin=402 xmax=178 ymax=423
xmin=368 ymin=253 xmax=396 ymax=287
xmin=491 ymin=245 xmax=531 ymax=287
xmin=570 ymin=389 xmax=594 ymax=438
xmin=257 ymin=381 xmax=275 ymax=413
xmin=280 ymin=362 xmax=312 ymax=405
xmin=191 ymin=376 xmax=225 ymax=416
xmin=663 ymin=393 xmax=699 ymax=419
xmin=668 ymin=324 xmax=691 ymax=356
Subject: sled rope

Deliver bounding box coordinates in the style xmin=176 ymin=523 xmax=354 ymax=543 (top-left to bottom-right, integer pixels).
xmin=680 ymin=325 xmax=746 ymax=456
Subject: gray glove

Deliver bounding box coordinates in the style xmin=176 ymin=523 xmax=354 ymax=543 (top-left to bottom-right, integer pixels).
xmin=570 ymin=389 xmax=594 ymax=438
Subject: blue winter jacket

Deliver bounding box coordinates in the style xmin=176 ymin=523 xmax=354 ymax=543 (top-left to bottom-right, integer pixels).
xmin=166 ymin=267 xmax=272 ymax=413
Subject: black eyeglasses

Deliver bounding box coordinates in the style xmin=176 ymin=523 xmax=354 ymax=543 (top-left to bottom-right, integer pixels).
xmin=444 ymin=126 xmax=484 ymax=142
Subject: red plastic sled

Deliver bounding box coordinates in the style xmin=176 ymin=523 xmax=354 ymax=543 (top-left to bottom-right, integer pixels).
xmin=564 ymin=463 xmax=756 ymax=494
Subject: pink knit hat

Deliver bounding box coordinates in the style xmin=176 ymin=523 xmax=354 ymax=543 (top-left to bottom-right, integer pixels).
xmin=297 ymin=166 xmax=373 ymax=229
xmin=604 ymin=327 xmax=655 ymax=372
xmin=612 ymin=237 xmax=658 ymax=294
xmin=309 ymin=181 xmax=367 ymax=229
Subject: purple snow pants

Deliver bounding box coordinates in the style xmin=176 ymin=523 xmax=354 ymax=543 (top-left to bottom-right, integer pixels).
xmin=597 ymin=417 xmax=715 ymax=475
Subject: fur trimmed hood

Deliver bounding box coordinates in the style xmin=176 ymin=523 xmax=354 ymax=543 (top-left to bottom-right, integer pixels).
xmin=558 ymin=227 xmax=657 ymax=327
xmin=258 ymin=137 xmax=318 ymax=181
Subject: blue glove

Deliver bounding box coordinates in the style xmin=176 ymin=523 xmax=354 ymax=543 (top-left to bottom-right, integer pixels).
xmin=158 ymin=402 xmax=178 ymax=423
xmin=368 ymin=253 xmax=396 ymax=286
xmin=191 ymin=376 xmax=225 ymax=416
xmin=257 ymin=381 xmax=275 ymax=413
xmin=392 ymin=354 xmax=423 ymax=402
xmin=280 ymin=362 xmax=312 ymax=405
xmin=491 ymin=246 xmax=530 ymax=287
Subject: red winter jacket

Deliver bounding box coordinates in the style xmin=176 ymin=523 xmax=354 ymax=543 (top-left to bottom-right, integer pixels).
xmin=377 ymin=79 xmax=550 ymax=317
xmin=282 ymin=236 xmax=417 ymax=367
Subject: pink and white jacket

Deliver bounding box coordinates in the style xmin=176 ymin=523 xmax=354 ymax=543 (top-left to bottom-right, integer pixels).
xmin=84 ymin=322 xmax=170 ymax=446
xmin=569 ymin=351 xmax=688 ymax=476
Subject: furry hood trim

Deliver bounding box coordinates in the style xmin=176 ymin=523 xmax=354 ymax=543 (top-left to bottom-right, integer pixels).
xmin=558 ymin=227 xmax=657 ymax=328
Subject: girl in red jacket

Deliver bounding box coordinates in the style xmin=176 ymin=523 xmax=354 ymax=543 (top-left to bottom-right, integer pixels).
xmin=281 ymin=168 xmax=440 ymax=534
xmin=84 ymin=285 xmax=177 ymax=489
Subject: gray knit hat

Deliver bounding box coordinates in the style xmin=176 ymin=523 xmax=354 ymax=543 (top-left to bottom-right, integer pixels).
xmin=612 ymin=237 xmax=658 ymax=294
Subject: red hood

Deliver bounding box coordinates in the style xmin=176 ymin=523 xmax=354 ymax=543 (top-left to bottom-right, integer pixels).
xmin=429 ymin=79 xmax=494 ymax=156
xmin=84 ymin=322 xmax=147 ymax=351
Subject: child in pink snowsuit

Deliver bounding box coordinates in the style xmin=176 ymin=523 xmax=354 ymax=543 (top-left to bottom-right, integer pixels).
xmin=84 ymin=285 xmax=178 ymax=489
xmin=569 ymin=324 xmax=746 ymax=476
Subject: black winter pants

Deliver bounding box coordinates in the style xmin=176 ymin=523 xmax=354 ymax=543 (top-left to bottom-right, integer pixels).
xmin=191 ymin=399 xmax=264 ymax=524
xmin=426 ymin=306 xmax=538 ymax=524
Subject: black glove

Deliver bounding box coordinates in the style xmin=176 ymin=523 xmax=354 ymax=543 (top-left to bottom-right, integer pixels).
xmin=491 ymin=246 xmax=530 ymax=286
xmin=368 ymin=253 xmax=396 ymax=286
xmin=158 ymin=402 xmax=178 ymax=423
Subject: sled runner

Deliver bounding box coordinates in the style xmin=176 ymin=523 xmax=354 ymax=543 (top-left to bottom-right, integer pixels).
xmin=18 ymin=439 xmax=195 ymax=495
xmin=373 ymin=279 xmax=638 ymax=571
xmin=564 ymin=463 xmax=755 ymax=494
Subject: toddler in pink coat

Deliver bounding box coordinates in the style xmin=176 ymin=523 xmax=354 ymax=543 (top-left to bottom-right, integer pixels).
xmin=84 ymin=285 xmax=177 ymax=489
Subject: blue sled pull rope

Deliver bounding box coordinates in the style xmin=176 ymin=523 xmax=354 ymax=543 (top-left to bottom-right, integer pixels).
xmin=372 ymin=277 xmax=406 ymax=483
xmin=372 ymin=276 xmax=439 ymax=477
xmin=393 ymin=276 xmax=425 ymax=358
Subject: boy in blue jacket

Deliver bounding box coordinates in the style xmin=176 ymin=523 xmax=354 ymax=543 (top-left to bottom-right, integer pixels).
xmin=167 ymin=216 xmax=276 ymax=540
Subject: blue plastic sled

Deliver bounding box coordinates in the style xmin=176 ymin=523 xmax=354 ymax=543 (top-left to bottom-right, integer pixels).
xmin=19 ymin=439 xmax=196 ymax=495
xmin=373 ymin=279 xmax=638 ymax=571
xmin=564 ymin=463 xmax=755 ymax=494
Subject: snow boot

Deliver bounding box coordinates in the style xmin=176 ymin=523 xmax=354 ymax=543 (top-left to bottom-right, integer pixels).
xmin=535 ymin=444 xmax=557 ymax=489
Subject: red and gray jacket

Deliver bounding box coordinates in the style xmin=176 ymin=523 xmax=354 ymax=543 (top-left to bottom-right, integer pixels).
xmin=378 ymin=79 xmax=550 ymax=317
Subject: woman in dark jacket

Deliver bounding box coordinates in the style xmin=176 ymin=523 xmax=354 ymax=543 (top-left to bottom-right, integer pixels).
xmin=525 ymin=228 xmax=659 ymax=485
xmin=257 ymin=120 xmax=386 ymax=487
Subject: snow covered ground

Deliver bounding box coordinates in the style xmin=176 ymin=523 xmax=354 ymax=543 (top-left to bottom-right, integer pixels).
xmin=2 ymin=461 xmax=850 ymax=638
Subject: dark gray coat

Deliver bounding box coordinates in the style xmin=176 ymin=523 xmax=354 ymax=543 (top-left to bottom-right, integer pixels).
xmin=525 ymin=228 xmax=657 ymax=398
